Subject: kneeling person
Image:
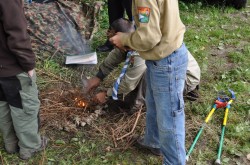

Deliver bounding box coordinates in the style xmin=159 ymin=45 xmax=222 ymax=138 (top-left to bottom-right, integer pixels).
xmin=84 ymin=18 xmax=201 ymax=112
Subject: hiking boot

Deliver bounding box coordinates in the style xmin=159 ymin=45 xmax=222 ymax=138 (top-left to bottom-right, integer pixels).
xmin=96 ymin=40 xmax=113 ymax=52
xmin=185 ymin=88 xmax=199 ymax=101
xmin=19 ymin=136 xmax=48 ymax=160
xmin=96 ymin=44 xmax=113 ymax=52
xmin=135 ymin=137 xmax=162 ymax=156
xmin=5 ymin=143 xmax=19 ymax=154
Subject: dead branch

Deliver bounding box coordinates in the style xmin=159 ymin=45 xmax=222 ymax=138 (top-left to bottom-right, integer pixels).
xmin=111 ymin=128 xmax=118 ymax=148
xmin=116 ymin=107 xmax=142 ymax=141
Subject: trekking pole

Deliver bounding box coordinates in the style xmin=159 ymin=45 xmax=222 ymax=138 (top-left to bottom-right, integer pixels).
xmin=185 ymin=103 xmax=217 ymax=161
xmin=215 ymin=90 xmax=235 ymax=165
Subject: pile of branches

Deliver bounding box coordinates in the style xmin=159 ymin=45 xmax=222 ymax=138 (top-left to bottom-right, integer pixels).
xmin=38 ymin=77 xmax=146 ymax=149
xmin=39 ymin=83 xmax=104 ymax=132
xmin=88 ymin=107 xmax=147 ymax=151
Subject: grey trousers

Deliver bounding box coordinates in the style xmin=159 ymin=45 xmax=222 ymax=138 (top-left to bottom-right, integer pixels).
xmin=0 ymin=72 xmax=41 ymax=154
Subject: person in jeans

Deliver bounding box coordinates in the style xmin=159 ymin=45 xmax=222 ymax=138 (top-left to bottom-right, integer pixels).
xmin=85 ymin=49 xmax=200 ymax=109
xmin=96 ymin=0 xmax=132 ymax=52
xmin=0 ymin=0 xmax=47 ymax=160
xmin=86 ymin=19 xmax=200 ymax=114
xmin=110 ymin=0 xmax=188 ymax=164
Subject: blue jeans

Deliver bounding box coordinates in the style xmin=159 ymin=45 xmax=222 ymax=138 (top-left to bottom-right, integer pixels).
xmin=144 ymin=44 xmax=188 ymax=165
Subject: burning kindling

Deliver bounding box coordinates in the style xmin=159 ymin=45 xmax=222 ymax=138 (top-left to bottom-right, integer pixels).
xmin=74 ymin=97 xmax=86 ymax=107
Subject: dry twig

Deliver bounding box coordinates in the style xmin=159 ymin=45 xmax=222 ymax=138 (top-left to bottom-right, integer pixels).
xmin=116 ymin=107 xmax=142 ymax=140
xmin=37 ymin=69 xmax=71 ymax=84
xmin=111 ymin=128 xmax=118 ymax=148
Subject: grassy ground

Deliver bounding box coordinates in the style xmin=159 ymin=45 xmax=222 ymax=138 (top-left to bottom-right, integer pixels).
xmin=0 ymin=1 xmax=249 ymax=165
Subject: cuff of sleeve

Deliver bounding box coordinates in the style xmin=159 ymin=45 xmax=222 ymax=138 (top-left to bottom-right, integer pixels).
xmin=95 ymin=69 xmax=105 ymax=81
xmin=22 ymin=64 xmax=35 ymax=73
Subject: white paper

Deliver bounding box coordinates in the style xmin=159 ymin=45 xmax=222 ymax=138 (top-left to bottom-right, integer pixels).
xmin=65 ymin=52 xmax=97 ymax=64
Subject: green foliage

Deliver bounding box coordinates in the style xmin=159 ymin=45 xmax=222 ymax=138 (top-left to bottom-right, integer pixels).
xmin=181 ymin=1 xmax=250 ymax=164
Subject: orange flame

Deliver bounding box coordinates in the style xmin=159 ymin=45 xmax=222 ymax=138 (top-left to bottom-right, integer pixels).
xmin=74 ymin=97 xmax=86 ymax=107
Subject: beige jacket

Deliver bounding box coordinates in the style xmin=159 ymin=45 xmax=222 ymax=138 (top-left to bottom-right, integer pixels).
xmin=121 ymin=0 xmax=185 ymax=60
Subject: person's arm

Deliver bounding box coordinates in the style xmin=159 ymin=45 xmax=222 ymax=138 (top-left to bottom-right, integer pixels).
xmin=0 ymin=0 xmax=36 ymax=73
xmin=110 ymin=0 xmax=161 ymax=52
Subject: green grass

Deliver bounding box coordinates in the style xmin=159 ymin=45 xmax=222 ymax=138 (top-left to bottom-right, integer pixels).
xmin=0 ymin=0 xmax=250 ymax=165
xmin=181 ymin=2 xmax=250 ymax=165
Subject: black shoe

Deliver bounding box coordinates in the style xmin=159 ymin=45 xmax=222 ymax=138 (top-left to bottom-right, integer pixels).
xmin=105 ymin=96 xmax=126 ymax=112
xmin=185 ymin=86 xmax=199 ymax=101
xmin=97 ymin=39 xmax=113 ymax=52
xmin=96 ymin=44 xmax=113 ymax=52
xmin=135 ymin=137 xmax=162 ymax=156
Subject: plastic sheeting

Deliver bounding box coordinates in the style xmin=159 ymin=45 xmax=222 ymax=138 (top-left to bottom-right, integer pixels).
xmin=24 ymin=0 xmax=102 ymax=56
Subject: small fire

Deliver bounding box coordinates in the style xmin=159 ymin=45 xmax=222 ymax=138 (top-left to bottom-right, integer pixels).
xmin=74 ymin=97 xmax=86 ymax=107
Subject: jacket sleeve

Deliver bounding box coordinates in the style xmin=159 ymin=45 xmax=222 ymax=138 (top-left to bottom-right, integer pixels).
xmin=0 ymin=0 xmax=35 ymax=72
xmin=121 ymin=0 xmax=161 ymax=52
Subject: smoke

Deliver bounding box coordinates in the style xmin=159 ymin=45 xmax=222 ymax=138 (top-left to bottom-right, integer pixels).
xmin=60 ymin=21 xmax=93 ymax=56
xmin=57 ymin=1 xmax=93 ymax=56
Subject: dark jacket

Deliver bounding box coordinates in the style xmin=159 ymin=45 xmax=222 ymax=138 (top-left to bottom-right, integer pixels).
xmin=0 ymin=0 xmax=35 ymax=77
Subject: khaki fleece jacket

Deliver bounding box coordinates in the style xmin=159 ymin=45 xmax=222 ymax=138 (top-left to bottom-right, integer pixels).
xmin=121 ymin=0 xmax=185 ymax=60
xmin=0 ymin=0 xmax=35 ymax=77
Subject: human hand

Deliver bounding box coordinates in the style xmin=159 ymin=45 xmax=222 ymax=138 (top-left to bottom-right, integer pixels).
xmin=82 ymin=76 xmax=101 ymax=94
xmin=93 ymin=92 xmax=107 ymax=104
xmin=28 ymin=69 xmax=34 ymax=77
xmin=109 ymin=32 xmax=127 ymax=52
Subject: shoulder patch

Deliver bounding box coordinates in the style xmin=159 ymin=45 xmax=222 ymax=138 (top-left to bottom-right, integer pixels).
xmin=138 ymin=7 xmax=150 ymax=23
